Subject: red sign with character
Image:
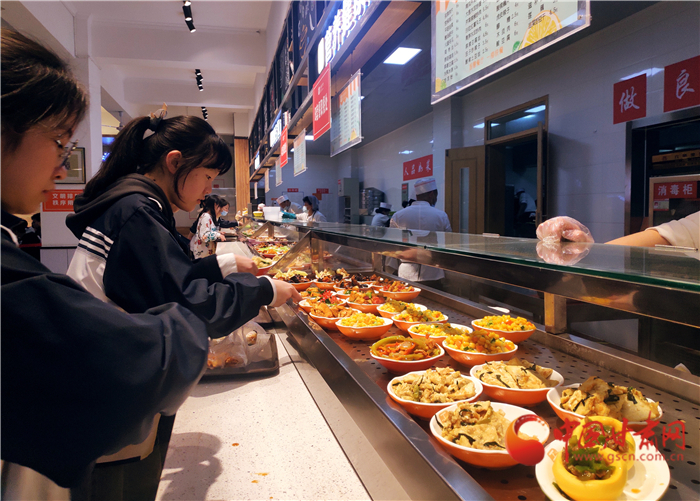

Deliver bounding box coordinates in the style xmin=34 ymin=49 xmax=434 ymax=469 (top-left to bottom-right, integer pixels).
xmin=280 ymin=125 xmax=288 ymax=167
xmin=287 ymin=188 xmax=298 ymax=193
xmin=403 ymin=155 xmax=433 ymax=181
xmin=43 ymin=189 xmax=83 ymax=212
xmin=664 ymin=55 xmax=700 ymax=113
xmin=613 ymin=74 xmax=647 ymax=124
xmin=313 ymin=64 xmax=331 ymax=140
xmin=317 ymin=188 xmax=329 ymax=194
xmin=653 ymin=181 xmax=697 ymax=200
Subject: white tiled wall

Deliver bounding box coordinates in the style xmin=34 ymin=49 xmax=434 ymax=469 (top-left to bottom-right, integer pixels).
xmin=265 ymin=155 xmax=340 ymax=222
xmin=461 ymin=2 xmax=700 ymax=242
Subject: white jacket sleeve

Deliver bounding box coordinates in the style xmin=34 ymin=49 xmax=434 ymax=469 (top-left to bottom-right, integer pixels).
xmin=647 ymin=211 xmax=699 ymax=249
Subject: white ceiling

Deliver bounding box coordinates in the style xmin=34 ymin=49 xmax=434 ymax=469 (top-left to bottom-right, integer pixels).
xmin=4 ymin=1 xmax=276 ymax=136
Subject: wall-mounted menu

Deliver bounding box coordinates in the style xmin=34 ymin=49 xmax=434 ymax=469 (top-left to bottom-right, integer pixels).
xmin=330 ymin=70 xmax=362 ymax=157
xmin=432 ymin=0 xmax=589 ymax=104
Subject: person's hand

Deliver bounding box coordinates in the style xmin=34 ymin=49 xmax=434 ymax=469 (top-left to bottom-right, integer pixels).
xmin=218 ymin=233 xmax=227 ymax=242
xmin=536 ymin=216 xmax=594 ymax=243
xmin=536 ymin=241 xmax=591 ymax=265
xmin=234 ymin=255 xmax=257 ymax=275
xmin=269 ymin=280 xmax=302 ymax=307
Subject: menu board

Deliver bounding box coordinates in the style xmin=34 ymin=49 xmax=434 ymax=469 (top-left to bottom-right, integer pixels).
xmin=294 ymin=128 xmax=307 ymax=177
xmin=432 ymin=0 xmax=589 ymax=104
xmin=297 ymin=0 xmax=316 ymax=62
xmin=330 ymin=70 xmax=362 ymax=157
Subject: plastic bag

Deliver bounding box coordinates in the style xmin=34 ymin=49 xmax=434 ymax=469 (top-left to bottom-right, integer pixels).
xmin=536 ymin=216 xmax=595 ymax=243
xmin=206 ymin=321 xmax=270 ymax=369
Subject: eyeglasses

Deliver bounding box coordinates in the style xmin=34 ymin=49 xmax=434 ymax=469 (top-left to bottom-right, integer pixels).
xmin=55 ymin=136 xmax=79 ymax=168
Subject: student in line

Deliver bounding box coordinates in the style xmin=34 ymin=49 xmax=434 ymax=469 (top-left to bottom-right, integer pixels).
xmin=1 ymin=28 xmax=213 ymax=499
xmin=190 ymin=194 xmax=226 ymax=259
xmin=65 ymin=110 xmax=299 ymax=499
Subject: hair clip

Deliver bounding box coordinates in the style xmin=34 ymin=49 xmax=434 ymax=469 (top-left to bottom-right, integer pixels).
xmin=143 ymin=103 xmax=168 ymax=139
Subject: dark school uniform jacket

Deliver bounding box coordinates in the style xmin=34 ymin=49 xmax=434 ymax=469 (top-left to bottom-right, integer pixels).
xmin=1 ymin=211 xmax=210 ymax=487
xmin=65 ymin=174 xmax=274 ymax=338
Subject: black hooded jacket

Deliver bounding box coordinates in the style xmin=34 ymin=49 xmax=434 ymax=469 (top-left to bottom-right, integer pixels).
xmin=1 ymin=210 xmax=210 ymax=487
xmin=65 ymin=174 xmax=273 ymax=338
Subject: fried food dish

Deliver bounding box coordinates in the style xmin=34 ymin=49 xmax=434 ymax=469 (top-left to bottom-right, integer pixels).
xmin=299 ymin=286 xmax=325 ymax=299
xmin=394 ymin=306 xmax=445 ymax=323
xmin=382 ymin=280 xmax=415 ymax=292
xmin=377 ymin=299 xmax=412 ymax=314
xmin=473 ymin=315 xmax=535 ymax=332
xmin=392 ymin=368 xmax=475 ymax=403
xmin=207 ymin=354 xmax=241 ymax=369
xmin=252 ymin=256 xmax=275 ymax=268
xmin=273 ymin=270 xmax=312 ymax=283
xmin=560 ymin=376 xmax=660 ymax=421
xmin=443 ymin=330 xmax=516 ymax=354
xmin=370 ymin=335 xmax=440 ymax=360
xmin=309 ymin=301 xmax=354 ymax=318
xmin=437 ymin=401 xmax=528 ymax=450
xmin=338 ymin=312 xmax=386 ymax=327
xmin=473 ymin=358 xmax=558 ymax=389
xmin=410 ymin=323 xmax=469 ymax=338
xmin=315 ymin=268 xmax=349 ymax=282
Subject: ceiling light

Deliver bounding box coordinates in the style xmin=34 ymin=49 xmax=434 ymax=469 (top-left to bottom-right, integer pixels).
xmin=305 ymin=135 xmax=314 ymax=141
xmin=490 ymin=123 xmax=500 ymax=126
xmin=473 ymin=123 xmax=485 ymax=129
xmin=360 ymin=96 xmax=365 ymax=100
xmin=195 ymin=69 xmax=202 ymax=76
xmin=183 ymin=5 xmax=193 ymax=21
xmin=383 ymin=47 xmax=421 ymax=65
xmin=398 ymin=150 xmax=413 ymax=155
xmin=525 ymin=105 xmax=546 ymax=113
xmin=186 ymin=20 xmax=196 ymax=32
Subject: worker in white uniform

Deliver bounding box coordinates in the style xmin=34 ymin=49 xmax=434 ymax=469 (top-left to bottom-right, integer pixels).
xmin=302 ymin=195 xmax=328 ymax=222
xmin=371 ymin=202 xmax=392 ymax=227
xmin=390 ymin=177 xmax=452 ymax=284
xmin=276 ymin=194 xmax=303 ymax=215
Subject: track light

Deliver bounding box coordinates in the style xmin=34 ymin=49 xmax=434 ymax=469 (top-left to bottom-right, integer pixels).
xmin=195 ymin=69 xmax=202 ymax=76
xmin=186 ymin=20 xmax=196 ymax=32
xmin=183 ymin=0 xmax=191 ymax=6
xmin=183 ymin=5 xmax=192 ymax=21
xmin=195 ymin=69 xmax=203 ymax=91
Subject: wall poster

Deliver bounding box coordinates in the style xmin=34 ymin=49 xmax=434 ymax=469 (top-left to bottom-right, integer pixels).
xmin=432 ymin=0 xmax=590 ymax=104
xmin=294 ymin=128 xmax=307 ymax=177
xmin=330 ymin=70 xmax=363 ymax=157
xmin=275 ymin=158 xmax=282 ymax=187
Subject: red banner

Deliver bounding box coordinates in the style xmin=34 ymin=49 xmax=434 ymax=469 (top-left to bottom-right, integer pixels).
xmin=403 ymin=155 xmax=434 ymax=181
xmin=313 ymin=64 xmax=331 ymax=140
xmin=43 ymin=189 xmax=83 ymax=212
xmin=287 ymin=188 xmax=299 ymax=193
xmin=280 ymin=125 xmax=288 ymax=167
xmin=613 ymin=74 xmax=647 ymax=124
xmin=664 ymin=55 xmax=700 ymax=113
xmin=653 ymin=181 xmax=697 ymax=200
xmin=317 ymin=188 xmax=329 ymax=194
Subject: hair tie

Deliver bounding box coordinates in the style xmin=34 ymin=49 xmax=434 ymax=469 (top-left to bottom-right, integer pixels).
xmin=142 ymin=103 xmax=168 ymax=139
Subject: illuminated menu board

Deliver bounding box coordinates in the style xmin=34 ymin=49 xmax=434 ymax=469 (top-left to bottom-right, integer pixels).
xmin=330 ymin=70 xmax=362 ymax=157
xmin=432 ymin=0 xmax=589 ymax=104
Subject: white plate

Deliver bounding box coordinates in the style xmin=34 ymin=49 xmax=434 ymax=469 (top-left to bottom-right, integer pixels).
xmin=536 ymin=435 xmax=670 ymax=501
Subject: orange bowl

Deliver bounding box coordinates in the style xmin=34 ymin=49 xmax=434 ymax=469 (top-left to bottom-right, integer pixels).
xmin=298 ymin=299 xmax=314 ymax=313
xmin=442 ymin=341 xmax=518 ymax=367
xmin=471 ymin=319 xmax=536 ymax=343
xmin=430 ymin=402 xmax=550 ymax=469
xmin=335 ymin=316 xmax=393 ymax=341
xmin=313 ymin=280 xmax=340 ymax=290
xmin=308 ymin=309 xmax=358 ymax=331
xmin=387 ymin=372 xmax=483 ymax=420
xmin=546 ymin=384 xmax=663 ymax=431
xmin=408 ymin=323 xmax=472 ymax=345
xmin=262 ymin=253 xmax=278 ymax=259
xmin=291 ymin=281 xmax=313 ymax=291
xmin=255 ymin=265 xmax=274 ymax=277
xmin=376 ymin=303 xmax=427 ymax=319
xmin=345 ymin=300 xmax=384 ymax=314
xmin=393 ymin=314 xmax=448 ymax=333
xmin=380 ymin=287 xmax=422 ymax=301
xmin=469 ymin=364 xmax=564 ymax=406
xmin=370 ymin=345 xmax=444 ymax=374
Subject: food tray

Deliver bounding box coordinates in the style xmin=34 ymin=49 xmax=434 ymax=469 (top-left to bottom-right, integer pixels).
xmin=202 ymin=329 xmax=279 ymax=378
xmin=298 ymin=296 xmax=700 ymax=501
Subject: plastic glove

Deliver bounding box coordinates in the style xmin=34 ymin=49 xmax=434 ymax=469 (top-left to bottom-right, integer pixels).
xmin=536 ymin=216 xmax=594 ymax=243
xmin=281 ymin=211 xmax=297 ymax=219
xmin=536 ymin=241 xmax=591 ymax=266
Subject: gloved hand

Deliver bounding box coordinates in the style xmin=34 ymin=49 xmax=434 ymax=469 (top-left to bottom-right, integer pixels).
xmin=536 ymin=241 xmax=591 ymax=266
xmin=536 ymin=216 xmax=594 ymax=243
xmin=281 ymin=211 xmax=297 ymax=219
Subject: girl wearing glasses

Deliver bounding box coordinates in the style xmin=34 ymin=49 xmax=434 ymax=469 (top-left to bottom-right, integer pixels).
xmin=1 ymin=29 xmax=216 ymax=499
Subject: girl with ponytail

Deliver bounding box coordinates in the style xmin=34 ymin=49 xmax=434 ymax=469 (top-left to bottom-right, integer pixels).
xmin=65 ymin=109 xmax=300 ymax=500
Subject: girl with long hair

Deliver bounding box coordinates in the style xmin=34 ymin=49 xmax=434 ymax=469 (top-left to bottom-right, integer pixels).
xmin=190 ymin=194 xmax=226 ymax=258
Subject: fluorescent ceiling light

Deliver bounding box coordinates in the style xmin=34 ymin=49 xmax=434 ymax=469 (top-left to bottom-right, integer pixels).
xmin=399 ymin=150 xmax=413 ymax=155
xmin=291 ymin=148 xmax=295 ymax=153
xmin=305 ymin=135 xmax=314 ymax=140
xmin=525 ymin=105 xmax=546 ymax=113
xmin=490 ymin=123 xmax=500 ymax=126
xmin=383 ymin=47 xmax=421 ymax=65
xmin=620 ymin=67 xmax=663 ymax=81
xmin=360 ymin=96 xmax=365 ymax=100
xmin=473 ymin=123 xmax=485 ymax=129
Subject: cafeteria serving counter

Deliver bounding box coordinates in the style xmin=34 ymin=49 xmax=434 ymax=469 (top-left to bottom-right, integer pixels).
xmin=257 ymin=221 xmax=699 ymax=501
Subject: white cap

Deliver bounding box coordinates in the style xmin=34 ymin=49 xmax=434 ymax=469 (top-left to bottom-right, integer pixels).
xmin=276 ymin=195 xmax=289 ymax=204
xmin=379 ymin=202 xmax=392 ymax=210
xmin=258 ymin=203 xmax=265 ymax=210
xmin=414 ymin=177 xmax=437 ymax=195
